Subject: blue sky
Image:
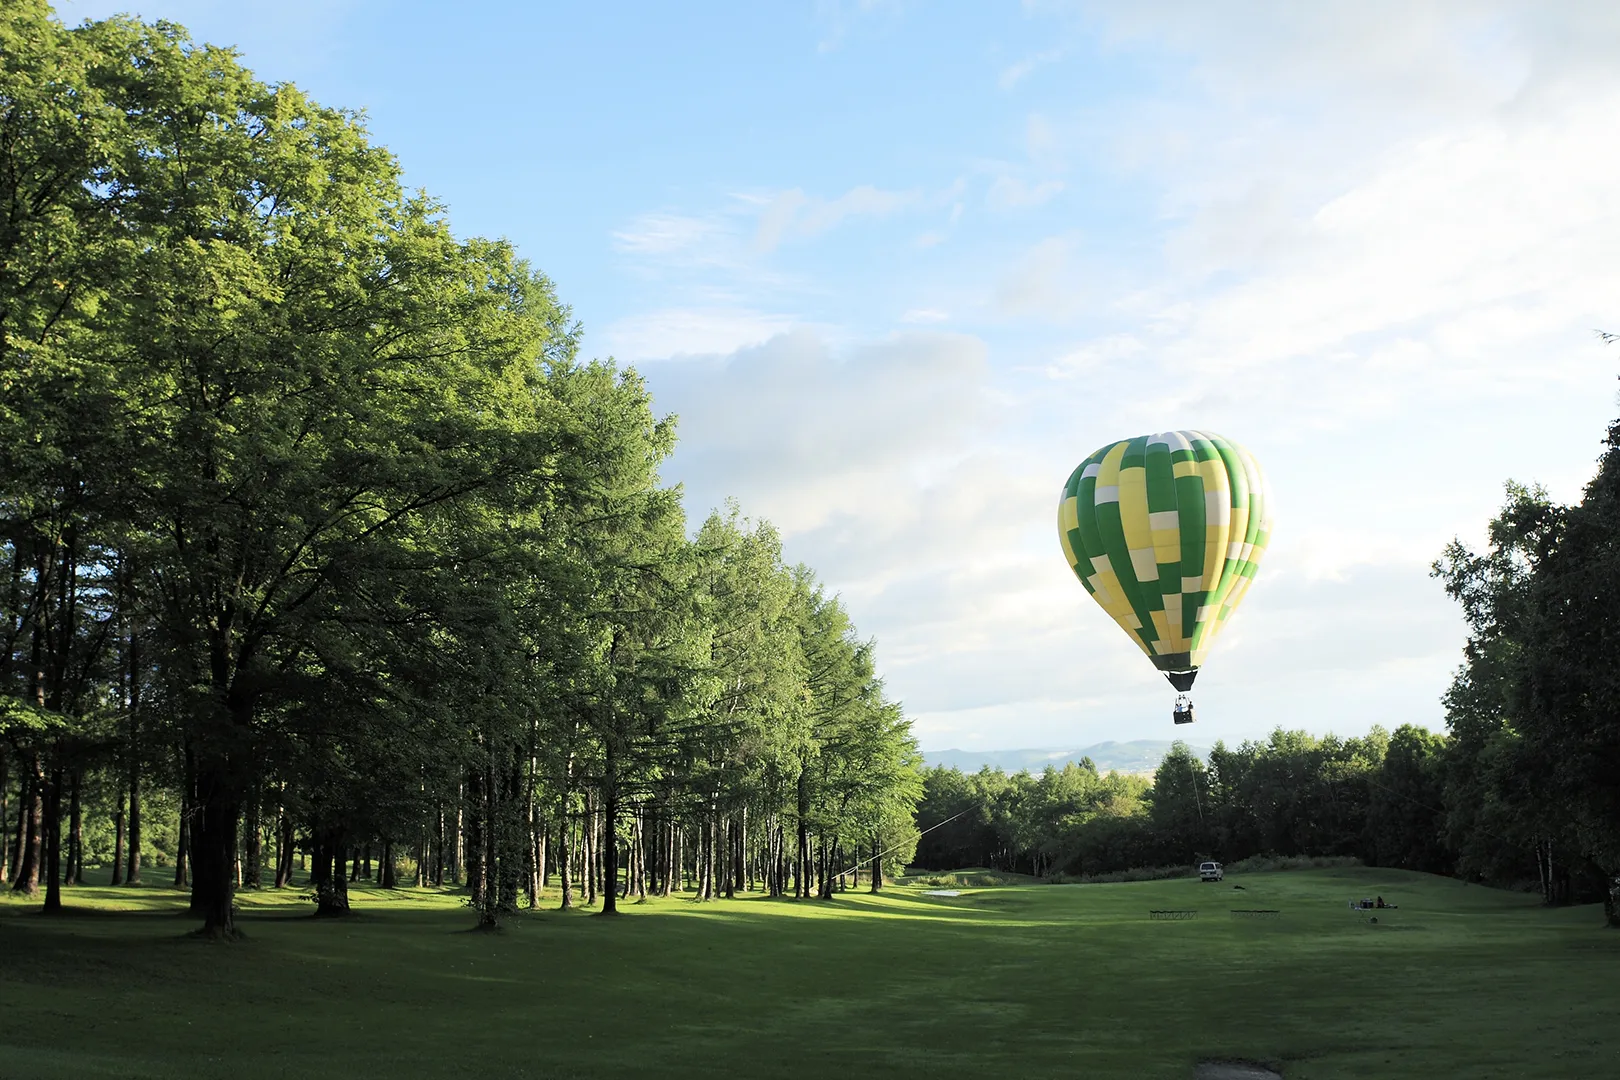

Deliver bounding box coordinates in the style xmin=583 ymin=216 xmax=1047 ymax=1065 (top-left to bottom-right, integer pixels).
xmin=63 ymin=1 xmax=1620 ymax=750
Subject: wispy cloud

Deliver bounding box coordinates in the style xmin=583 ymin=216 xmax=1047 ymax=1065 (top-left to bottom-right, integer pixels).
xmin=814 ymin=0 xmax=910 ymax=52
xmin=987 ymin=174 xmax=1065 ymax=209
xmin=1042 ymin=333 xmax=1144 ymax=378
xmin=610 ymin=213 xmax=723 ymax=257
xmin=999 ymin=47 xmax=1064 ymax=90
xmin=753 ymin=184 xmax=921 ymax=252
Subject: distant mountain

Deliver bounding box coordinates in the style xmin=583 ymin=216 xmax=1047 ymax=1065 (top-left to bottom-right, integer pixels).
xmin=922 ymin=740 xmax=1208 ymax=776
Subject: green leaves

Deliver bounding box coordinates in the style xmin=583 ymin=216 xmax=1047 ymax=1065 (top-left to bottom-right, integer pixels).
xmin=0 ymin=698 xmax=71 ymax=738
xmin=3 ymin=2 xmax=928 ymax=922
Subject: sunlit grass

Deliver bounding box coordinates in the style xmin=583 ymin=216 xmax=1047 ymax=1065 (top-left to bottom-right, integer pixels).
xmin=1 ymin=866 xmax=1615 ymax=1078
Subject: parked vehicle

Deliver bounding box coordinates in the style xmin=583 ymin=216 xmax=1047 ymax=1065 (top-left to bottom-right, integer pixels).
xmin=1198 ymin=861 xmax=1224 ymax=882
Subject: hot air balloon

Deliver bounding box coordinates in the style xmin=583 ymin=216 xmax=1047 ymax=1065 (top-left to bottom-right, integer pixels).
xmin=1057 ymin=431 xmax=1272 ymax=724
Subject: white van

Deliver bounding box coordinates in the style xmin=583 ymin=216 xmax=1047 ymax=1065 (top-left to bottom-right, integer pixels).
xmin=1198 ymin=861 xmax=1224 ymax=882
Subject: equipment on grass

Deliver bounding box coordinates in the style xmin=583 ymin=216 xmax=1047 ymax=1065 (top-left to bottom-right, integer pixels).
xmin=1057 ymin=430 xmax=1272 ymax=725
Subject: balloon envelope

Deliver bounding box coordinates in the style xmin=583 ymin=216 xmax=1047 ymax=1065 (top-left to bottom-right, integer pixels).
xmin=1057 ymin=431 xmax=1272 ymax=691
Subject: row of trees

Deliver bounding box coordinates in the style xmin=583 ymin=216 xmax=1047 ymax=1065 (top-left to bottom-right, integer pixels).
xmin=913 ymin=725 xmax=1446 ymax=881
xmin=0 ymin=1 xmax=921 ymax=937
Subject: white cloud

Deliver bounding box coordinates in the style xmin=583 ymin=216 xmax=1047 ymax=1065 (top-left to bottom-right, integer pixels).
xmin=995 ymin=236 xmax=1087 ymax=319
xmin=1076 ymin=1 xmax=1616 ymax=118
xmin=753 ymin=185 xmax=921 ymax=252
xmin=647 ymin=329 xmax=991 ymax=527
xmin=602 ymin=308 xmax=800 ymax=363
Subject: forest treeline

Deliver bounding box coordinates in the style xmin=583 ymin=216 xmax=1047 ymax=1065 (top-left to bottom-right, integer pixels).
xmin=913 ymin=728 xmax=1442 ymax=882
xmin=0 ymin=2 xmax=922 ymax=937
xmin=917 ymin=445 xmax=1620 ymax=924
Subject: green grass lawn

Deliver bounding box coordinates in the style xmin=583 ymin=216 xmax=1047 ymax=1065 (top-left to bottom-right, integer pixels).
xmin=1 ymin=866 xmax=1614 ymax=1079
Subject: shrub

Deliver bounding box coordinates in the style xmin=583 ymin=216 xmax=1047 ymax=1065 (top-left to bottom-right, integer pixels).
xmin=1045 ymin=864 xmax=1193 ymax=885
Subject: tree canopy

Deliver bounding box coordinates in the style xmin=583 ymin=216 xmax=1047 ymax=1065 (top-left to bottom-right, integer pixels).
xmin=0 ymin=0 xmax=922 ymax=934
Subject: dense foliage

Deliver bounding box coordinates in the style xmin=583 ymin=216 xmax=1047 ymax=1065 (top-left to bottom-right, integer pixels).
xmin=0 ymin=1 xmax=920 ymax=935
xmin=913 ymin=727 xmax=1447 ymax=880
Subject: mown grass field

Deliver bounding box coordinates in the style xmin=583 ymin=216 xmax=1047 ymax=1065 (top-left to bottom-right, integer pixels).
xmin=1 ymin=866 xmax=1614 ymax=1079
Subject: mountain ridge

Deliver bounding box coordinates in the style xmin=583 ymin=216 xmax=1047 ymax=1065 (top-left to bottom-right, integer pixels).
xmin=922 ymin=740 xmax=1207 ymax=776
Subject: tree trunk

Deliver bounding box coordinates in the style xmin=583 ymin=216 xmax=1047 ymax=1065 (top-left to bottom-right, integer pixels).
xmin=111 ymin=795 xmax=126 ymax=887
xmin=0 ymin=751 xmax=9 ymax=885
xmin=600 ymin=740 xmax=619 ymax=915
xmin=433 ymin=805 xmax=446 ymax=887
xmin=533 ymin=814 xmax=547 ymax=900
xmin=471 ymin=756 xmax=498 ymax=929
xmin=698 ymin=810 xmax=711 ymax=900
xmin=633 ymin=807 xmax=647 ymax=902
xmin=466 ymin=767 xmax=487 ymax=910
xmin=870 ymin=830 xmax=882 ymax=892
xmin=380 ymin=840 xmax=397 ymax=889
xmin=666 ymin=818 xmax=678 ymax=897
xmin=124 ymin=628 xmax=144 ymax=885
xmin=125 ymin=742 xmax=143 ymax=885
xmin=11 ymin=756 xmax=42 ymax=896
xmin=173 ymin=804 xmax=189 ymax=888
xmin=498 ymin=754 xmax=521 ymax=914
xmin=589 ymin=793 xmax=602 ymax=906
xmin=525 ymin=795 xmax=540 ymax=908
xmin=452 ymin=792 xmax=464 ymax=885
xmin=242 ymin=793 xmax=262 ymax=889
xmin=795 ymin=766 xmax=810 ymax=899
xmin=63 ymin=769 xmax=81 ymax=887
xmin=188 ymin=759 xmax=240 ymax=937
xmin=312 ymin=827 xmax=350 ymax=916
xmin=274 ymin=806 xmax=294 ymax=888
xmin=43 ymin=761 xmax=63 ymax=912
xmin=173 ymin=749 xmax=192 ymax=891
xmin=558 ymin=816 xmax=573 ymax=910
xmin=723 ymin=813 xmax=735 ymax=899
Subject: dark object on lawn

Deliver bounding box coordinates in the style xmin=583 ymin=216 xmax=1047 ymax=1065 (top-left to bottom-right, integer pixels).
xmin=1195 ymin=1061 xmax=1283 ymax=1080
xmin=1149 ymin=909 xmax=1197 ymax=920
xmin=1233 ymin=884 xmax=1246 ymax=890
